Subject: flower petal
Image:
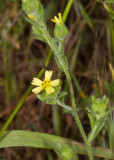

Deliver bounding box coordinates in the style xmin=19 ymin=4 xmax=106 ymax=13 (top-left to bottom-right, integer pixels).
xmin=46 ymin=86 xmax=55 ymax=94
xmin=31 ymin=78 xmax=42 ymax=86
xmin=50 ymin=79 xmax=60 ymax=86
xmin=32 ymin=86 xmax=43 ymax=94
xmin=54 ymin=16 xmax=59 ymax=24
xmin=51 ymin=19 xmax=56 ymax=23
xmin=45 ymin=70 xmax=53 ymax=80
xmin=51 ymin=13 xmax=62 ymax=24
xmin=58 ymin=13 xmax=62 ymax=23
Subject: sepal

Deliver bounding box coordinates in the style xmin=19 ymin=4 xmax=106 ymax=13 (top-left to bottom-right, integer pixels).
xmin=22 ymin=0 xmax=40 ymax=14
xmin=36 ymin=84 xmax=61 ymax=105
xmin=56 ymin=144 xmax=73 ymax=160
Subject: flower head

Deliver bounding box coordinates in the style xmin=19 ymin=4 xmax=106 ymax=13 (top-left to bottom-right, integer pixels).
xmin=51 ymin=13 xmax=62 ymax=24
xmin=31 ymin=70 xmax=60 ymax=94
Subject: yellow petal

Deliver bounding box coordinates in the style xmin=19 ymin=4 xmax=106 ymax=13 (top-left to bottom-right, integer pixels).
xmin=54 ymin=16 xmax=59 ymax=24
xmin=50 ymin=79 xmax=60 ymax=86
xmin=51 ymin=13 xmax=62 ymax=24
xmin=51 ymin=19 xmax=56 ymax=23
xmin=58 ymin=13 xmax=62 ymax=23
xmin=45 ymin=70 xmax=53 ymax=80
xmin=31 ymin=78 xmax=42 ymax=86
xmin=46 ymin=86 xmax=55 ymax=94
xmin=32 ymin=86 xmax=43 ymax=94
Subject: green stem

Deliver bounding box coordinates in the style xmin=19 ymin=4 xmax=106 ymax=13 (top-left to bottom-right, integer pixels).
xmin=62 ymin=0 xmax=74 ymax=23
xmin=64 ymin=70 xmax=93 ymax=160
xmin=57 ymin=100 xmax=72 ymax=111
xmin=42 ymin=23 xmax=57 ymax=54
xmin=42 ymin=22 xmax=93 ymax=159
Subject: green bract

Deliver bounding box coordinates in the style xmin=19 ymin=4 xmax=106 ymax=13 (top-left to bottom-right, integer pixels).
xmin=54 ymin=24 xmax=68 ymax=40
xmin=86 ymin=95 xmax=114 ymax=144
xmin=56 ymin=144 xmax=73 ymax=160
xmin=91 ymin=95 xmax=109 ymax=114
xmin=22 ymin=0 xmax=39 ymax=14
xmin=37 ymin=84 xmax=61 ymax=105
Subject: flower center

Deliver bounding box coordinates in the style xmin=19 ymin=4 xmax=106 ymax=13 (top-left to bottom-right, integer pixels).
xmin=42 ymin=79 xmax=51 ymax=88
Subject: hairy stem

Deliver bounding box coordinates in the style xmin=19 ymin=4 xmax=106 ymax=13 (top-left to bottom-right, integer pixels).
xmin=64 ymin=70 xmax=94 ymax=160
xmin=41 ymin=22 xmax=93 ymax=160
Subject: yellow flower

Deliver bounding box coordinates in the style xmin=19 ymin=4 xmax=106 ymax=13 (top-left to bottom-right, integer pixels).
xmin=28 ymin=14 xmax=35 ymax=20
xmin=31 ymin=70 xmax=60 ymax=94
xmin=51 ymin=13 xmax=62 ymax=24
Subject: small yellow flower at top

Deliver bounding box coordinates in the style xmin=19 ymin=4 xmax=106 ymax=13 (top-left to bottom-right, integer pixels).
xmin=31 ymin=70 xmax=60 ymax=94
xmin=51 ymin=13 xmax=62 ymax=24
xmin=28 ymin=14 xmax=35 ymax=20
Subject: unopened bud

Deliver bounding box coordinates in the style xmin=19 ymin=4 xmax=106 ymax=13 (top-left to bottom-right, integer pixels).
xmin=91 ymin=95 xmax=109 ymax=114
xmin=54 ymin=24 xmax=68 ymax=40
xmin=22 ymin=0 xmax=39 ymax=14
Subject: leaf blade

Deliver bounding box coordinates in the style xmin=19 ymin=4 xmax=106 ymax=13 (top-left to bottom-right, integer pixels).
xmin=0 ymin=130 xmax=114 ymax=159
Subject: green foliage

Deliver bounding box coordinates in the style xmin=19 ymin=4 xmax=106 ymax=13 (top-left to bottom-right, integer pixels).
xmin=86 ymin=95 xmax=114 ymax=144
xmin=56 ymin=144 xmax=74 ymax=160
xmin=32 ymin=25 xmax=47 ymax=42
xmin=57 ymin=91 xmax=67 ymax=101
xmin=54 ymin=54 xmax=68 ymax=71
xmin=22 ymin=0 xmax=69 ymax=73
xmin=0 ymin=130 xmax=114 ymax=159
xmin=37 ymin=84 xmax=61 ymax=105
xmin=91 ymin=95 xmax=109 ymax=114
xmin=22 ymin=0 xmax=40 ymax=14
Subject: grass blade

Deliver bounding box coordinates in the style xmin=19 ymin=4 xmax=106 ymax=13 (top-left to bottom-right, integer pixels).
xmin=75 ymin=0 xmax=94 ymax=30
xmin=0 ymin=130 xmax=114 ymax=159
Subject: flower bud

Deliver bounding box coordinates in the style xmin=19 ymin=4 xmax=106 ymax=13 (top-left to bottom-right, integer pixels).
xmin=22 ymin=0 xmax=39 ymax=14
xmin=22 ymin=0 xmax=43 ymax=21
xmin=57 ymin=144 xmax=73 ymax=160
xmin=91 ymin=95 xmax=109 ymax=114
xmin=54 ymin=24 xmax=68 ymax=40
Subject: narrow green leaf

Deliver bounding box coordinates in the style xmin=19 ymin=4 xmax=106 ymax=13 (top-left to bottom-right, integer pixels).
xmin=58 ymin=91 xmax=67 ymax=100
xmin=0 ymin=131 xmax=114 ymax=159
xmin=75 ymin=0 xmax=94 ymax=30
